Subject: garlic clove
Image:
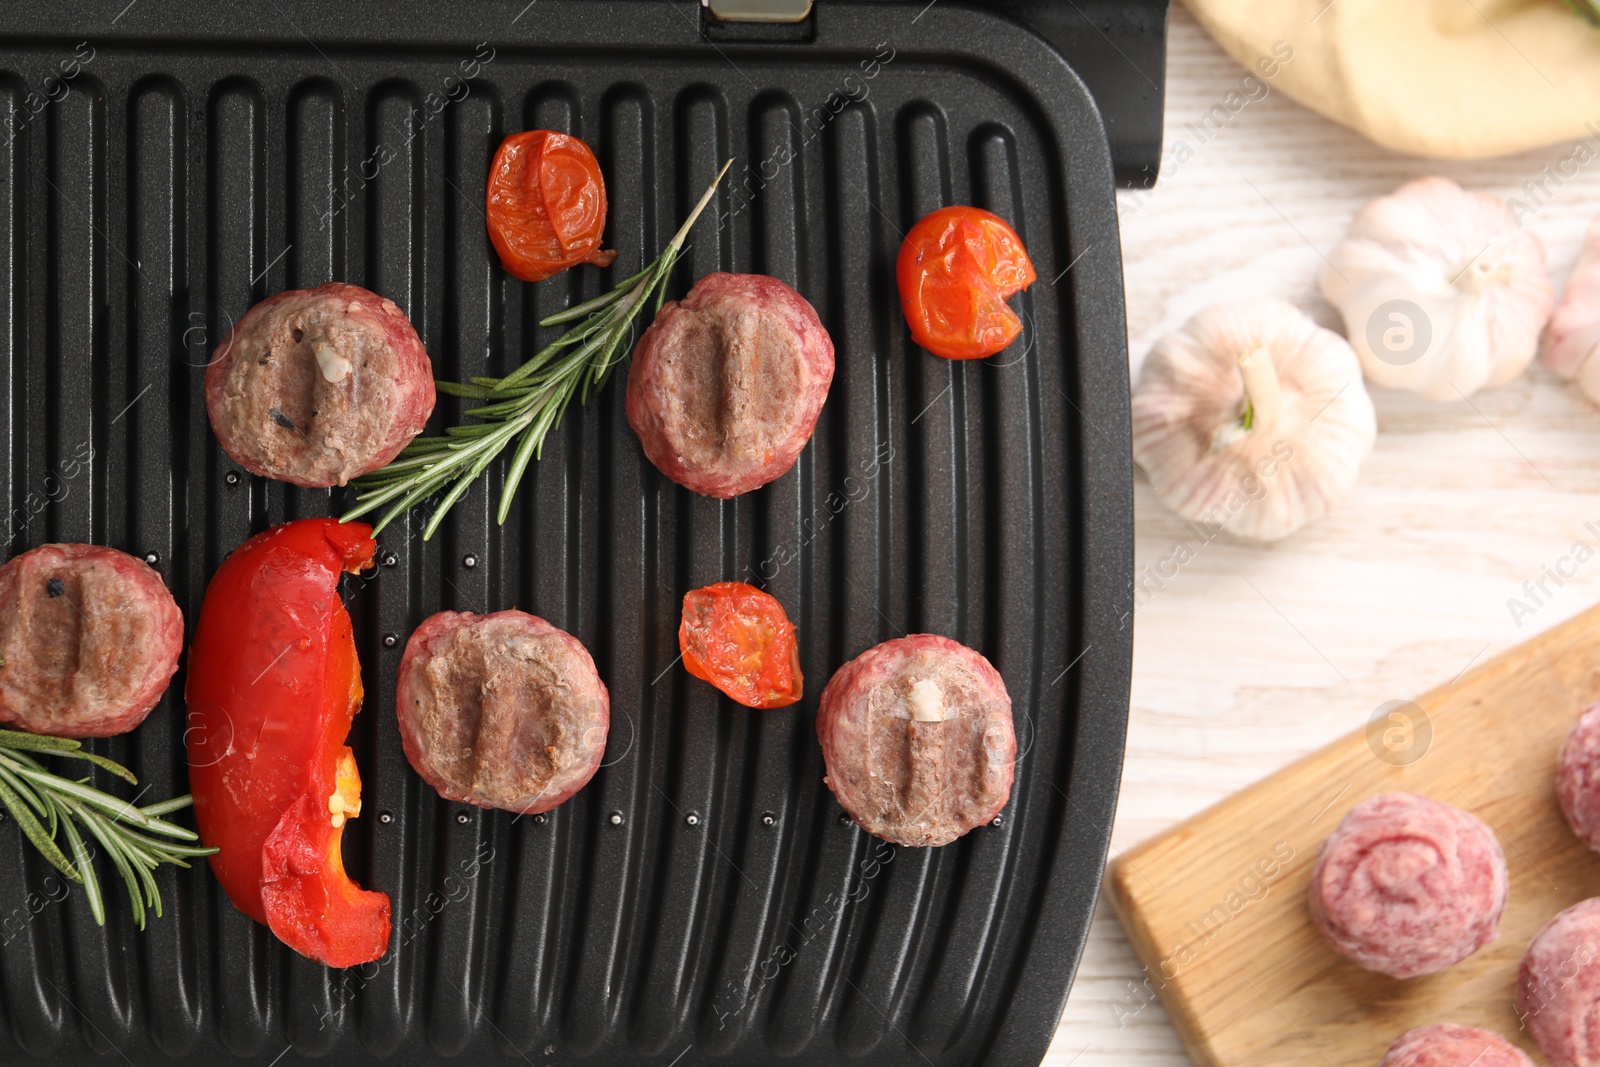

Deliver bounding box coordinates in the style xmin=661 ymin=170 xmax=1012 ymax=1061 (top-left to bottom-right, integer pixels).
xmin=1132 ymin=300 xmax=1376 ymax=543
xmin=1543 ymin=216 xmax=1600 ymax=398
xmin=313 ymin=339 xmax=353 ymax=384
xmin=907 ymin=678 xmax=946 ymax=722
xmin=1322 ymin=177 xmax=1554 ymax=403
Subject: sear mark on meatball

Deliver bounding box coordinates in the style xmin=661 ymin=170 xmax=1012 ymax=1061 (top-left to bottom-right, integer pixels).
xmin=17 ymin=570 xmax=89 ymax=710
xmin=269 ymin=407 xmax=296 ymax=431
xmin=863 ymin=658 xmax=997 ymax=833
xmin=414 ymin=624 xmax=583 ymax=805
xmin=819 ymin=635 xmax=1015 ymax=847
xmin=667 ymin=306 xmax=808 ymax=470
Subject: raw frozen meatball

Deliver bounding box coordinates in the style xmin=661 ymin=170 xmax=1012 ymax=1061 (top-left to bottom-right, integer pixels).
xmin=625 ymin=271 xmax=834 ymax=498
xmin=1308 ymin=792 xmax=1507 ymax=978
xmin=1559 ymin=704 xmax=1600 ymax=850
xmin=816 ymin=634 xmax=1013 ymax=847
xmin=1519 ymin=898 xmax=1600 ymax=1067
xmin=1378 ymin=1025 xmax=1533 ymax=1067
xmin=395 ymin=609 xmax=608 ymax=814
xmin=0 ymin=543 xmax=183 ymax=737
xmin=206 ymin=281 xmax=436 ymax=487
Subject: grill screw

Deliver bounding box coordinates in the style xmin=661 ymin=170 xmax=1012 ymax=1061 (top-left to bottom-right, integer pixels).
xmin=143 ymin=552 xmax=159 ymax=566
xmin=224 ymin=471 xmax=241 ymax=486
xmin=462 ymin=554 xmax=478 ymax=569
xmin=686 ymin=812 xmax=700 ymax=827
xmin=382 ymin=633 xmax=398 ymax=648
xmin=378 ymin=811 xmax=393 ymax=824
xmin=760 ymin=812 xmax=776 ymax=827
xmin=609 ymin=811 xmax=624 ymax=826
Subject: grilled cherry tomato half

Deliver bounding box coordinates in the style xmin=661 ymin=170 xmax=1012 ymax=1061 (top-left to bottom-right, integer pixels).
xmin=679 ymin=581 xmax=802 ymax=709
xmin=185 ymin=518 xmax=390 ymax=968
xmin=486 ymin=129 xmax=618 ymax=283
xmin=896 ymin=205 xmax=1036 ymax=360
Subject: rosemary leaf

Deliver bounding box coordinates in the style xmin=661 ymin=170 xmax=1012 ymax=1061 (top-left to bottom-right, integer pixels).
xmin=501 ymin=315 xmax=622 ymax=392
xmin=654 ymin=248 xmax=680 ymax=313
xmin=368 ymin=475 xmax=453 ymax=537
xmin=66 ymin=751 xmax=140 ymax=784
xmin=391 ymin=437 xmax=463 ymax=455
xmin=0 ymin=732 xmax=139 ymax=784
xmin=133 ymin=814 xmax=203 ymax=842
xmin=541 ymin=264 xmax=655 ymax=324
xmin=0 ymin=754 xmax=53 ymax=821
xmin=444 ymin=423 xmax=503 ymax=439
xmin=138 ymin=795 xmax=199 ymax=819
xmin=0 ymin=730 xmax=212 ymax=927
xmin=0 ymin=773 xmax=79 ymax=880
xmin=0 ymin=729 xmax=80 ymax=752
xmin=462 ymin=396 xmax=538 ymax=420
xmin=421 ymin=426 xmax=523 ymax=542
xmin=340 ymin=476 xmax=424 ymax=523
xmin=82 ymin=807 xmax=147 ymax=929
xmin=498 ymin=420 xmax=544 ymax=526
xmin=58 ymin=809 xmax=103 ymax=925
xmin=346 ymin=159 xmax=734 ymax=538
xmin=437 ymin=380 xmax=527 ymax=400
xmin=10 ymin=766 xmax=148 ymax=824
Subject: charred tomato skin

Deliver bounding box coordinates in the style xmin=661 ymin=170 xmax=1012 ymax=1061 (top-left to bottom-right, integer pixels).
xmin=679 ymin=581 xmax=802 ymax=709
xmin=185 ymin=517 xmax=390 ymax=969
xmin=486 ymin=130 xmax=618 ymax=283
xmin=896 ymin=205 xmax=1036 ymax=360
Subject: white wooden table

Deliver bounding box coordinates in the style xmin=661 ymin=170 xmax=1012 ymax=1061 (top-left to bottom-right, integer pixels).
xmin=1046 ymin=6 xmax=1600 ymax=1063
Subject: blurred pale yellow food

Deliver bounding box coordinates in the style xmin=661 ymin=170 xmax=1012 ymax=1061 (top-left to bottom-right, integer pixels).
xmin=1182 ymin=0 xmax=1600 ymax=159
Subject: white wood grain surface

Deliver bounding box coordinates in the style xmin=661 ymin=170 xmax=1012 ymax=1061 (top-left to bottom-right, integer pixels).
xmin=1046 ymin=6 xmax=1600 ymax=1064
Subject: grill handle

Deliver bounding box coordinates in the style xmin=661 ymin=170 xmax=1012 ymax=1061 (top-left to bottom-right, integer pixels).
xmin=698 ymin=0 xmax=1170 ymax=188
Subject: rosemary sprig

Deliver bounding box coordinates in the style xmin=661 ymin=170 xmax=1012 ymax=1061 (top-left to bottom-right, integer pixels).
xmin=0 ymin=729 xmax=215 ymax=929
xmin=344 ymin=159 xmax=735 ymax=539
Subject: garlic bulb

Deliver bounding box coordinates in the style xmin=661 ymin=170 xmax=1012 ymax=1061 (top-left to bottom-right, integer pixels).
xmin=1131 ymin=300 xmax=1376 ymax=542
xmin=1321 ymin=177 xmax=1553 ymax=402
xmin=1543 ymin=216 xmax=1600 ymax=401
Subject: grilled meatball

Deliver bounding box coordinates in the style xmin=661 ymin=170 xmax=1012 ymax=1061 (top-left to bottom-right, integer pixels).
xmin=0 ymin=544 xmax=183 ymax=737
xmin=1520 ymin=898 xmax=1600 ymax=1067
xmin=816 ymin=634 xmax=1014 ymax=847
xmin=1309 ymin=792 xmax=1507 ymax=979
xmin=205 ymin=281 xmax=436 ymax=487
xmin=625 ymin=272 xmax=834 ymax=498
xmin=395 ymin=609 xmax=608 ymax=814
xmin=1378 ymin=1026 xmax=1533 ymax=1067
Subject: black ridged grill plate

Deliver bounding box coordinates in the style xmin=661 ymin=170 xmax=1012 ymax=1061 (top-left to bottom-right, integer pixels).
xmin=0 ymin=2 xmax=1132 ymax=1063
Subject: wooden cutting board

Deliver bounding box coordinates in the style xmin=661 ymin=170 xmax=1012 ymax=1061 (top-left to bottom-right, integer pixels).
xmin=1106 ymin=601 xmax=1600 ymax=1067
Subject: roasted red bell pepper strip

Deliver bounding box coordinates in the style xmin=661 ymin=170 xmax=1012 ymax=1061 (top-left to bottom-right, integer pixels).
xmin=185 ymin=518 xmax=390 ymax=968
